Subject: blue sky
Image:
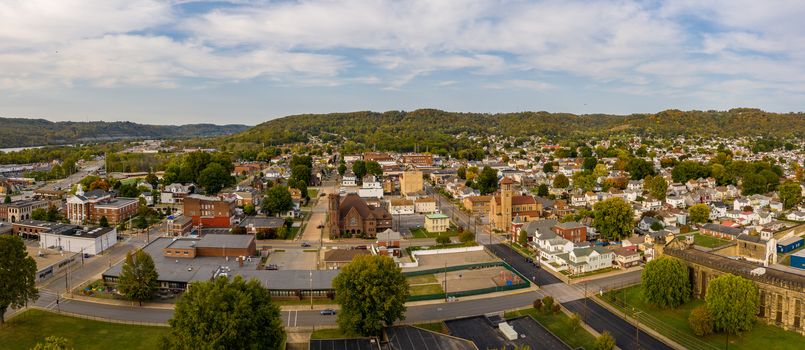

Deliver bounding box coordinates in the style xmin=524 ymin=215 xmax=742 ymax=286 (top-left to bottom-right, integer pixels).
xmin=1 ymin=0 xmax=804 ymax=125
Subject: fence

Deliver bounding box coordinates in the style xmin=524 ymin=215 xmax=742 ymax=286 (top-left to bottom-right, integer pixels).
xmin=404 ymin=261 xmax=531 ymax=301
xmin=2 ymin=306 xmax=169 ymax=328
xmin=400 ymin=245 xmax=485 ymax=268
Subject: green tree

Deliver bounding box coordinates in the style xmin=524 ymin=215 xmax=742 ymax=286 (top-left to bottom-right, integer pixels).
xmin=197 ymin=162 xmax=234 ymax=194
xmin=0 ymin=235 xmax=39 ymax=324
xmin=338 ymin=162 xmax=347 ymax=176
xmin=99 ymin=216 xmax=109 ymax=228
xmin=3 ymin=194 xmax=10 ymax=203
xmin=778 ymin=181 xmax=802 ymax=209
xmin=582 ymin=157 xmax=598 ymax=171
xmin=291 ymin=164 xmax=312 ymax=185
xmin=705 ymin=274 xmax=759 ymax=334
xmin=592 ymin=197 xmax=634 ymax=241
xmin=161 ymin=276 xmax=284 ymax=350
xmin=672 ymin=161 xmax=711 ymax=183
xmin=626 ymin=158 xmax=655 ymax=180
xmin=457 ymin=166 xmax=467 ymax=179
xmin=688 ymin=305 xmax=715 ymax=336
xmin=435 ymin=234 xmax=451 ymax=245
xmin=650 ymin=221 xmax=664 ymax=231
xmin=476 ymin=166 xmax=499 ymax=194
xmin=644 ymin=175 xmax=668 ymax=200
xmin=742 ymin=173 xmax=767 ymax=195
xmin=641 ymin=256 xmax=691 ymax=308
xmin=31 ymin=208 xmax=48 ymax=221
xmin=145 ymin=172 xmax=159 ymax=189
xmin=117 ymin=250 xmax=158 ymax=306
xmin=262 ymin=185 xmax=293 ymax=216
xmin=552 ymin=173 xmax=569 ymax=189
xmin=243 ymin=204 xmax=256 ymax=216
xmin=536 ymin=184 xmax=549 ymax=197
xmin=518 ymin=229 xmax=528 ymax=246
xmin=333 ymin=255 xmax=408 ymax=336
xmin=365 ymin=161 xmax=383 ymax=176
xmin=30 ymin=336 xmax=71 ymax=350
xmin=459 ymin=230 xmax=475 ymax=243
xmin=542 ymin=162 xmax=554 ymax=173
xmin=689 ymin=204 xmax=711 ymax=224
xmin=352 ymin=160 xmax=366 ymax=179
xmin=595 ymin=331 xmax=615 ymax=350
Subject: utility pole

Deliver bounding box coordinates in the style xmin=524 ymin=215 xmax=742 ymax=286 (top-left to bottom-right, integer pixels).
xmin=633 ymin=309 xmax=643 ymax=349
xmin=443 ymin=261 xmax=448 ymax=302
xmin=310 ymin=270 xmax=314 ymax=310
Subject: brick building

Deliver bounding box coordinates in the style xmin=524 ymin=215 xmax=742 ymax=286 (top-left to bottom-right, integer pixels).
xmin=183 ymin=194 xmax=236 ymax=228
xmin=327 ymin=193 xmax=392 ymax=238
xmin=66 ymin=186 xmax=138 ymax=225
xmin=402 ymin=154 xmax=433 ymax=166
xmin=552 ymin=221 xmax=587 ymax=243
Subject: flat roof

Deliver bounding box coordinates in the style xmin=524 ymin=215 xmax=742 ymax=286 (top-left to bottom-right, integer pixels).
xmin=94 ymin=197 xmax=138 ymax=208
xmin=426 ymin=213 xmax=449 ymax=219
xmin=385 ymin=326 xmax=476 ymax=350
xmin=310 ymin=339 xmax=380 ymax=350
xmin=195 ymin=234 xmax=254 ymax=249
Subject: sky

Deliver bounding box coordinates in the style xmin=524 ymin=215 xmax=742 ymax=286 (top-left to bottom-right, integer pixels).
xmin=1 ymin=0 xmax=805 ymax=125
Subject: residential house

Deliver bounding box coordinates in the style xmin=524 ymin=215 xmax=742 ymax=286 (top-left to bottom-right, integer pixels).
xmin=555 ymin=247 xmax=614 ymax=274
xmin=552 ymin=221 xmax=587 ymax=243
xmin=424 ymin=213 xmax=450 ymax=233
xmin=414 ymin=197 xmax=437 ymax=214
xmin=376 ymin=229 xmax=401 ymax=257
xmin=161 ymin=183 xmax=194 ymax=205
xmin=388 ymin=198 xmax=415 ymax=215
xmin=613 ymin=248 xmax=641 ymax=269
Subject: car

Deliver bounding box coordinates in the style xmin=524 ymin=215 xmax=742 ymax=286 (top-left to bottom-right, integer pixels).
xmin=320 ymin=309 xmax=337 ymax=315
xmin=266 ymin=264 xmax=278 ymax=270
xmin=317 ymin=224 xmax=324 ymax=229
xmin=354 ymin=245 xmax=368 ymax=250
xmin=301 ymin=242 xmax=311 ymax=248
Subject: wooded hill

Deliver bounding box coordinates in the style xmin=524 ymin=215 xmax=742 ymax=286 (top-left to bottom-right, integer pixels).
xmin=0 ymin=117 xmax=249 ymax=148
xmin=226 ymin=108 xmax=805 ymax=152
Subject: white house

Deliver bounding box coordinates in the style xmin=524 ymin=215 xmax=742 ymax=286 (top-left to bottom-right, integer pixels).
xmin=571 ymin=194 xmax=586 ymax=207
xmin=40 ymin=226 xmax=117 ymax=256
xmin=734 ymin=197 xmax=751 ymax=211
xmin=414 ymin=197 xmax=437 ymax=214
xmin=388 ymin=199 xmax=415 ymax=215
xmin=555 ymin=247 xmax=614 ymax=274
xmin=788 ymin=211 xmax=805 ymax=221
xmin=666 ymin=195 xmax=685 ymax=209
xmin=357 ymin=175 xmax=384 ymax=198
xmin=342 ymin=172 xmax=357 ymax=187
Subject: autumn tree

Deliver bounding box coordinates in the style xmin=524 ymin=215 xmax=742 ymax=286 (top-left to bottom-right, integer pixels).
xmin=641 ymin=256 xmax=691 ymax=308
xmin=595 ymin=331 xmax=615 ymax=350
xmin=688 ymin=204 xmax=711 ymax=224
xmin=592 ymin=197 xmax=634 ymax=241
xmin=688 ymin=305 xmax=714 ymax=336
xmin=644 ymin=175 xmax=668 ymax=200
xmin=552 ymin=173 xmax=569 ymax=189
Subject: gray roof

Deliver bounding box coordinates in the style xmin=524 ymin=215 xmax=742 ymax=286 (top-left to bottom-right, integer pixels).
xmin=195 ymin=234 xmax=254 ymax=249
xmin=521 ymin=219 xmax=558 ymax=238
xmin=239 ymin=216 xmax=285 ymax=229
xmin=239 ymin=269 xmax=339 ymax=290
xmin=778 ymin=236 xmax=804 ymax=246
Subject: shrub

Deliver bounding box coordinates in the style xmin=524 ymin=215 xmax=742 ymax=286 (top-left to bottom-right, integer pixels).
xmin=688 ymin=305 xmax=715 ymax=336
xmin=459 ymin=230 xmax=475 ymax=243
xmin=435 ymin=235 xmax=451 ymax=245
xmin=551 ymin=304 xmax=561 ymax=314
xmin=532 ymin=298 xmax=543 ymax=310
xmin=541 ymin=296 xmax=555 ymax=313
xmin=595 ymin=331 xmax=615 ymax=350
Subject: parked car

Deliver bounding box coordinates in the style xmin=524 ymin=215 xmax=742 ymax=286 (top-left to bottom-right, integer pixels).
xmin=320 ymin=309 xmax=337 ymax=315
xmin=354 ymin=245 xmax=368 ymax=250
xmin=266 ymin=264 xmax=278 ymax=270
xmin=317 ymin=224 xmax=324 ymax=229
xmin=301 ymin=242 xmax=311 ymax=248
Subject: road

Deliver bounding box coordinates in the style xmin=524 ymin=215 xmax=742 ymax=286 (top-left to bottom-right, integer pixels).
xmin=39 ymin=159 xmax=104 ymax=192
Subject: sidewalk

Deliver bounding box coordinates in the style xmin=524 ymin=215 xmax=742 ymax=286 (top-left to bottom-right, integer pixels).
xmin=591 ymin=295 xmax=686 ymax=350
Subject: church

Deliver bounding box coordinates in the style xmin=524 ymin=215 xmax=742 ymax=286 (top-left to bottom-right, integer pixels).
xmin=327 ymin=193 xmax=392 ymax=238
xmin=489 ymin=177 xmax=542 ymax=232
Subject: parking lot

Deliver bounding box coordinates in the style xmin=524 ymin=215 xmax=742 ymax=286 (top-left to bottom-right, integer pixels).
xmin=265 ymin=249 xmax=318 ymax=270
xmin=396 ymin=214 xmax=425 ymax=237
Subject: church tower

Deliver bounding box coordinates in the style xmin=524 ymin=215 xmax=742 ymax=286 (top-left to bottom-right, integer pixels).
xmin=327 ymin=193 xmax=341 ymax=238
xmin=500 ymin=177 xmax=514 ymax=232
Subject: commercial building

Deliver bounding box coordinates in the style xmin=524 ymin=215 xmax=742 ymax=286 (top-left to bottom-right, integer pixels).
xmin=39 ymin=225 xmax=117 ymax=255
xmin=778 ymin=236 xmax=804 ymax=254
xmin=400 ymin=170 xmax=424 ymax=196
xmin=183 ymin=194 xmax=236 ymax=228
xmin=425 ymin=213 xmax=450 ymax=233
xmin=0 ymin=199 xmax=50 ymax=223
xmin=166 ymin=215 xmax=194 ymax=236
xmin=552 ymin=221 xmax=587 ymax=243
xmin=66 ymin=186 xmax=138 ymax=225
xmin=414 ymin=197 xmax=437 ymax=214
xmin=402 ymin=154 xmax=433 ymax=166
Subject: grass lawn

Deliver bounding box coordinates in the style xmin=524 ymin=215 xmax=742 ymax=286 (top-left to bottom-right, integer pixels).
xmin=692 ymin=233 xmax=731 ymax=248
xmin=307 ymin=188 xmax=319 ymax=199
xmin=509 ymin=242 xmax=534 ymax=258
xmin=504 ymin=308 xmax=597 ymax=350
xmin=311 ymin=328 xmax=354 ymax=340
xmin=407 ymin=274 xmax=438 ymax=285
xmin=561 ymin=267 xmax=615 ymax=279
xmin=0 ymin=309 xmax=169 ymax=350
xmin=409 ymin=283 xmax=444 ymax=296
xmin=603 ymin=285 xmax=805 ymax=350
xmin=414 ymin=322 xmax=448 ymax=334
xmin=410 ymin=227 xmax=460 ymax=238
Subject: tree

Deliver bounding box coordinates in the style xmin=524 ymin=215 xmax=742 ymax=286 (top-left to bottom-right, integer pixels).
xmin=365 ymin=161 xmax=383 ymax=176
xmin=626 ymin=158 xmax=655 ymax=180
xmin=262 ymin=185 xmax=293 ymax=216
xmin=436 ymin=234 xmax=451 ymax=245
xmin=352 ymin=160 xmax=366 ymax=179
xmin=290 ymin=164 xmax=312 ymax=186
xmin=688 ymin=305 xmax=715 ymax=336
xmin=595 ymin=331 xmax=616 ymax=350
xmin=161 ymin=276 xmax=284 ymax=350
xmin=197 ymin=162 xmax=234 ymax=194
xmin=0 ymin=235 xmax=38 ymax=324
xmin=118 ymin=250 xmax=158 ymax=306
xmin=778 ymin=181 xmax=802 ymax=209
xmin=338 ymin=163 xmax=347 ymax=176
xmin=457 ymin=166 xmax=467 ymax=179
xmin=99 ymin=216 xmax=109 ymax=228
xmin=333 ymin=255 xmax=408 ymax=336
xmin=3 ymin=194 xmax=10 ymax=203
xmin=672 ymin=161 xmax=711 ymax=183
xmin=476 ymin=166 xmax=499 ymax=194
xmin=645 ymin=175 xmax=668 ymax=200
xmin=552 ymin=173 xmax=569 ymax=189
xmin=650 ymin=221 xmax=664 ymax=231
xmin=705 ymin=274 xmax=759 ymax=334
xmin=536 ymin=184 xmax=549 ymax=197
xmin=459 ymin=230 xmax=475 ymax=243
xmin=569 ymin=313 xmax=581 ymax=331
xmin=243 ymin=204 xmax=256 ymax=216
xmin=689 ymin=204 xmax=710 ymax=224
xmin=145 ymin=172 xmax=159 ymax=189
xmin=518 ymin=229 xmax=528 ymax=246
xmin=541 ymin=296 xmax=554 ymax=313
xmin=30 ymin=336 xmax=71 ymax=350
xmin=741 ymin=173 xmax=767 ymax=195
xmin=582 ymin=157 xmax=598 ymax=171
xmin=31 ymin=208 xmax=47 ymax=221
xmin=592 ymin=197 xmax=634 ymax=241
xmin=641 ymin=256 xmax=691 ymax=308
xmin=542 ymin=162 xmax=554 ymax=173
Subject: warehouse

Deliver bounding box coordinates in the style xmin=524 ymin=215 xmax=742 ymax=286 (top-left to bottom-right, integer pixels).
xmin=40 ymin=225 xmax=117 ymax=255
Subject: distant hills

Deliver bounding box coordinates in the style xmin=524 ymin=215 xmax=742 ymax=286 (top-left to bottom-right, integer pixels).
xmin=225 ymin=108 xmax=805 ymax=152
xmin=0 ymin=117 xmax=250 ymax=148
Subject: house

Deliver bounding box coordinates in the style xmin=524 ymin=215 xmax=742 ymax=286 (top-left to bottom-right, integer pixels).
xmin=769 ymin=201 xmax=783 ymax=212
xmin=570 ymin=194 xmax=586 ymax=207
xmin=555 ymin=247 xmax=614 ymax=274
xmin=613 ymin=247 xmax=641 ymax=269
xmin=623 ymin=189 xmax=639 ymax=202
xmin=139 ymin=191 xmax=155 ymax=206
xmin=638 ymin=216 xmax=662 ymax=232
xmin=424 ymin=213 xmax=450 ymax=233
xmin=463 ymin=196 xmax=492 ymax=215
xmin=519 ymin=219 xmax=559 ymax=244
xmin=645 ymin=230 xmax=674 ymax=245
xmin=642 ymin=197 xmax=662 ymax=210
xmin=323 ymin=249 xmax=370 ymax=269
xmin=700 ymin=223 xmax=744 ymax=240
xmin=622 ymin=234 xmax=647 ymax=251
xmin=733 ymin=197 xmax=751 ymax=211
xmin=376 ymin=229 xmax=401 ymax=257
xmin=238 ymin=216 xmax=285 ymax=235
xmin=787 ymin=211 xmax=805 ymax=221
xmin=342 ymin=171 xmax=357 ymax=187
xmin=166 ymin=215 xmax=193 ymax=236
xmin=777 ymin=236 xmax=804 ymax=254
xmin=388 ymin=198 xmax=415 ymax=215
xmin=414 ymin=197 xmax=437 ymax=214
xmin=627 ymin=180 xmax=643 ymax=191
xmin=161 ymin=183 xmax=194 ymax=205
xmin=666 ymin=195 xmax=685 ymax=209
xmin=584 ymin=191 xmax=598 ymax=206
xmin=358 ymin=175 xmax=384 ymax=199
xmin=327 ymin=193 xmax=392 ymax=238
xmin=552 ymin=221 xmax=587 ymax=243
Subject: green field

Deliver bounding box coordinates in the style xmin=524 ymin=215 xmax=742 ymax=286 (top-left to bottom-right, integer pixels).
xmin=692 ymin=232 xmax=731 ymax=248
xmin=407 ymin=274 xmax=438 ymax=285
xmin=409 ymin=283 xmax=445 ymax=296
xmin=603 ymin=285 xmax=805 ymax=350
xmin=504 ymin=308 xmax=597 ymax=350
xmin=0 ymin=309 xmax=169 ymax=350
xmin=410 ymin=227 xmax=461 ymax=238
